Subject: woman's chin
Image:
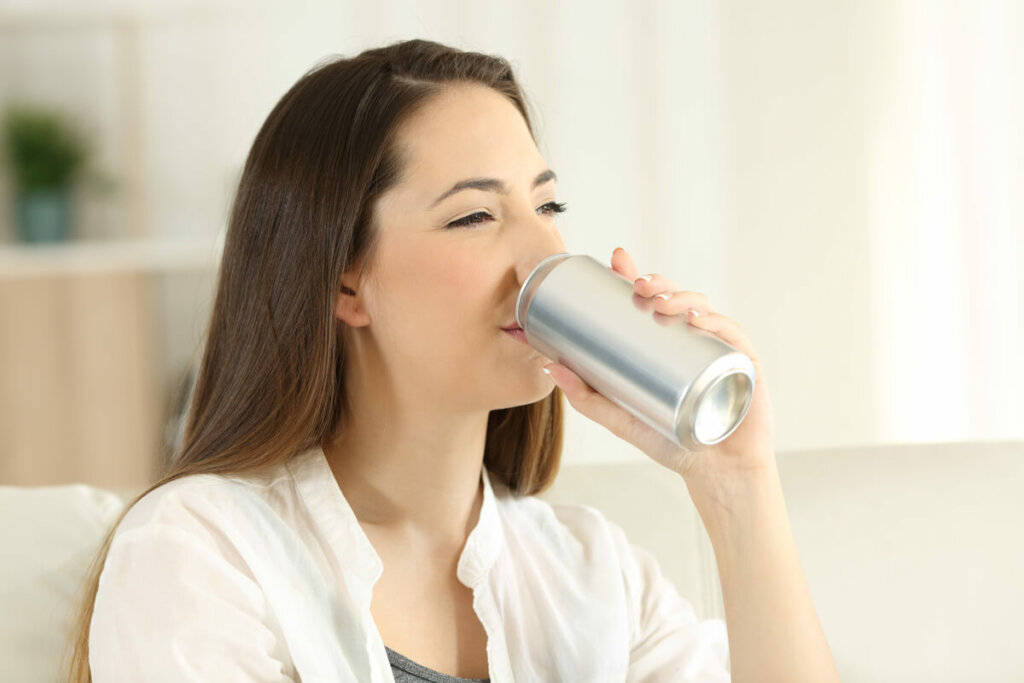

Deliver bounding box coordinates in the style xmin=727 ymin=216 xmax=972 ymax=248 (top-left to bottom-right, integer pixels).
xmin=490 ymin=374 xmax=557 ymax=410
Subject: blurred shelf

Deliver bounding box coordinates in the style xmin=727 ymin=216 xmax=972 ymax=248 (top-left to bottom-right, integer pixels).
xmin=0 ymin=234 xmax=224 ymax=278
xmin=0 ymin=1 xmax=229 ymax=29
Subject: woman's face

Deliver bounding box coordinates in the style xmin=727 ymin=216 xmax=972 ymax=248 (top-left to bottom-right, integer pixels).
xmin=340 ymin=83 xmax=567 ymax=413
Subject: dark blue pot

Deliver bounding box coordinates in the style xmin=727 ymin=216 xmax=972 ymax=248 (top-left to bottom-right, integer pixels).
xmin=14 ymin=187 xmax=72 ymax=243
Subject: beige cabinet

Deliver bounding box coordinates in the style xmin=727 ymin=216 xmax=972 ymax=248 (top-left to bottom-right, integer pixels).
xmin=0 ymin=238 xmax=220 ymax=494
xmin=0 ymin=271 xmax=160 ymax=492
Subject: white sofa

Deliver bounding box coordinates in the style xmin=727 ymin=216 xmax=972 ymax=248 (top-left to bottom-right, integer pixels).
xmin=541 ymin=440 xmax=1024 ymax=682
xmin=2 ymin=441 xmax=1022 ymax=682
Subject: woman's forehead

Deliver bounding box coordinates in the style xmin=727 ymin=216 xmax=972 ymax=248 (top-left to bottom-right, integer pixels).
xmin=393 ymin=85 xmax=543 ymax=192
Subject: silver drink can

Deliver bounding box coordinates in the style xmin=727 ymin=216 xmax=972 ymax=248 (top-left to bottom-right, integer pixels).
xmin=516 ymin=252 xmax=756 ymax=451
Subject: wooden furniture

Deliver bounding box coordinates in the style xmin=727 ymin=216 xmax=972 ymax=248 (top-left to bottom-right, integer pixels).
xmin=0 ymin=237 xmax=221 ymax=494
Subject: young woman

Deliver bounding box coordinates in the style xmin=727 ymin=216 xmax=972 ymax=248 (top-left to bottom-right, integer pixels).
xmin=67 ymin=39 xmax=838 ymax=682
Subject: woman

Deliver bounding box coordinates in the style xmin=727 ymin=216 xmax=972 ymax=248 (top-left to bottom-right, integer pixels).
xmin=67 ymin=39 xmax=838 ymax=682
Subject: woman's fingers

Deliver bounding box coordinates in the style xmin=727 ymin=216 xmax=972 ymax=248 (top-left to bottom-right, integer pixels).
xmin=648 ymin=289 xmax=712 ymax=317
xmin=612 ymin=247 xmax=702 ymax=310
xmin=686 ymin=310 xmax=761 ymax=367
xmin=614 ymin=246 xmax=756 ymax=368
xmin=544 ymin=362 xmax=668 ymax=458
xmin=610 ymin=246 xmax=639 ymax=280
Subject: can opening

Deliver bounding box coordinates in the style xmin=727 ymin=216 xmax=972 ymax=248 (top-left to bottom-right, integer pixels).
xmin=693 ymin=371 xmax=754 ymax=445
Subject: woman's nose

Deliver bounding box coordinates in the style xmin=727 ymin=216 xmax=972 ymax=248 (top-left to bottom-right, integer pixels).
xmin=514 ymin=233 xmax=569 ymax=287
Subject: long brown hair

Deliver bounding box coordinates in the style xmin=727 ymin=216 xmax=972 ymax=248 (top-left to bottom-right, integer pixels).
xmin=64 ymin=38 xmax=564 ymax=681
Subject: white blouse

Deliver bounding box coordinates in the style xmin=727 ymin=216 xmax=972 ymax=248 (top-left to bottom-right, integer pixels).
xmin=89 ymin=446 xmax=729 ymax=682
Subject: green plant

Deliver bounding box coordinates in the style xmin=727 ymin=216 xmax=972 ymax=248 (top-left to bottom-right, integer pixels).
xmin=2 ymin=105 xmax=89 ymax=192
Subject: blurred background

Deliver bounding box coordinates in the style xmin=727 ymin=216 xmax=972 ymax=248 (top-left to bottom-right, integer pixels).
xmin=2 ymin=2 xmax=1023 ymax=681
xmin=0 ymin=0 xmax=1021 ymax=494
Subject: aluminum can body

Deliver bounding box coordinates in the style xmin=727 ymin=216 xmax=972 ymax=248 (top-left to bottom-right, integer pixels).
xmin=516 ymin=252 xmax=756 ymax=451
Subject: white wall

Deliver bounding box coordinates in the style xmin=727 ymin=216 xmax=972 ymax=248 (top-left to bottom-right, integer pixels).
xmin=2 ymin=0 xmax=1021 ymax=464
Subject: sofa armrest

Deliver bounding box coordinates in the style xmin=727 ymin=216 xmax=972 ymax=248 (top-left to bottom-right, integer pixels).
xmin=0 ymin=484 xmax=126 ymax=681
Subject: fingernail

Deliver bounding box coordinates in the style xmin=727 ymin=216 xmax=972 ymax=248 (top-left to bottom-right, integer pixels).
xmin=687 ymin=308 xmax=700 ymax=318
xmin=634 ymin=274 xmax=653 ymax=283
xmin=542 ymin=367 xmax=551 ymax=375
xmin=654 ymin=292 xmax=672 ymax=301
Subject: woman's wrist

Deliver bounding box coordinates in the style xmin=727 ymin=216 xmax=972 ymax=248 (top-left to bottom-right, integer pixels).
xmin=680 ymin=457 xmax=788 ymax=550
xmin=684 ymin=457 xmax=839 ymax=682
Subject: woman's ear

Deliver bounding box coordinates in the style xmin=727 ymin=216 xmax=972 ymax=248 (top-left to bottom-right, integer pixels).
xmin=335 ymin=275 xmax=371 ymax=327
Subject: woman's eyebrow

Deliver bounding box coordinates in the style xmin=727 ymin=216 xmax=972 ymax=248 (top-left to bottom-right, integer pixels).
xmin=430 ymin=169 xmax=557 ymax=208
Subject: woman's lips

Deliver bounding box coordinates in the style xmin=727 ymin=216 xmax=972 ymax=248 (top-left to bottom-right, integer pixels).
xmin=502 ymin=326 xmax=528 ymax=344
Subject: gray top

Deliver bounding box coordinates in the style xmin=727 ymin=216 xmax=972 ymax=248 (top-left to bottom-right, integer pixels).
xmin=386 ymin=646 xmax=490 ymax=683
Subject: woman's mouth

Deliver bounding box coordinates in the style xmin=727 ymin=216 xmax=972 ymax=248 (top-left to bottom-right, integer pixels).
xmin=502 ymin=325 xmax=528 ymax=344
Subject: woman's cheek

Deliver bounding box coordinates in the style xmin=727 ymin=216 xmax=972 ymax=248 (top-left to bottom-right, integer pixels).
xmin=431 ymin=254 xmax=492 ymax=293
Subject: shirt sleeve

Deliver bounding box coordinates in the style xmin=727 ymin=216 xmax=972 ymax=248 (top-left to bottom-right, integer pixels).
xmin=606 ymin=520 xmax=731 ymax=683
xmin=89 ymin=522 xmax=297 ymax=682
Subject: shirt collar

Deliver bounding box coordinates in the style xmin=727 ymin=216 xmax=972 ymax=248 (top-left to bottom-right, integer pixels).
xmin=287 ymin=445 xmax=503 ymax=597
xmin=457 ymin=460 xmax=503 ymax=588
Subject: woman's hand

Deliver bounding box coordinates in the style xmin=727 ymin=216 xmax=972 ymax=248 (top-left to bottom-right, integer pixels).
xmin=544 ymin=246 xmax=776 ymax=484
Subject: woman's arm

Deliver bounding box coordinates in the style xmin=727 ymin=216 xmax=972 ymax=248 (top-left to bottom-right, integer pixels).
xmin=685 ymin=464 xmax=838 ymax=683
xmin=543 ymin=246 xmax=839 ymax=682
xmin=91 ymin=521 xmax=298 ymax=681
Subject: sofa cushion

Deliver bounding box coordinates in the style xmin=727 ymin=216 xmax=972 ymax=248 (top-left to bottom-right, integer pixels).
xmin=0 ymin=484 xmax=125 ymax=682
xmin=777 ymin=440 xmax=1024 ymax=683
xmin=541 ymin=441 xmax=1024 ymax=682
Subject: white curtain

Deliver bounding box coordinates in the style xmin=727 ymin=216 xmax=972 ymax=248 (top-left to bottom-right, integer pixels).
xmin=867 ymin=0 xmax=1023 ymax=443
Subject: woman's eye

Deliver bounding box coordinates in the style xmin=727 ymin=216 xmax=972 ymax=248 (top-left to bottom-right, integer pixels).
xmin=445 ymin=202 xmax=566 ymax=230
xmin=446 ymin=211 xmax=494 ymax=229
xmin=537 ymin=201 xmax=567 ymax=216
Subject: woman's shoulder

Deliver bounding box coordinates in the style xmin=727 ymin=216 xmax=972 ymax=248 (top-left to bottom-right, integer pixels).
xmin=493 ymin=479 xmax=627 ymax=554
xmin=113 ymin=464 xmax=294 ymax=545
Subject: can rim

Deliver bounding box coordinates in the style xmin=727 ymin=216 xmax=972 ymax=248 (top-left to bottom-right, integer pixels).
xmin=515 ymin=252 xmax=572 ymax=329
xmin=691 ymin=368 xmax=755 ymax=445
xmin=675 ymin=351 xmax=756 ymax=448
